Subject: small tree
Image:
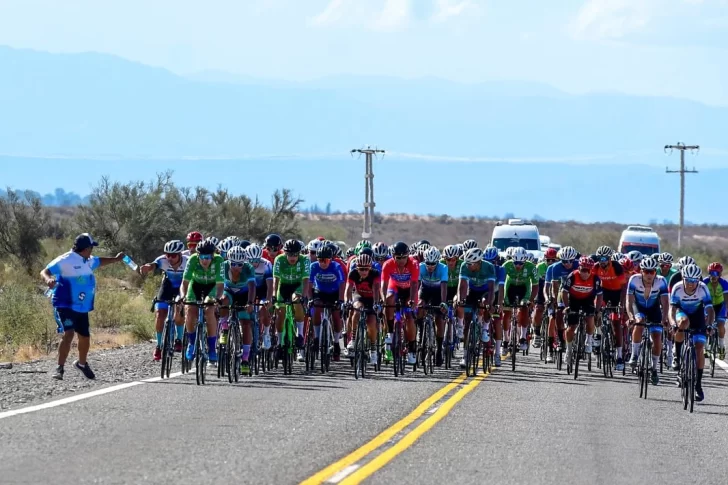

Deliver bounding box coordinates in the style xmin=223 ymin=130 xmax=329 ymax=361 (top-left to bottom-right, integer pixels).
xmin=0 ymin=189 xmax=49 ymax=274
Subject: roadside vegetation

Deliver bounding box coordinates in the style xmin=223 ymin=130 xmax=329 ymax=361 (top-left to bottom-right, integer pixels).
xmin=1 ymin=173 xmax=726 ymax=361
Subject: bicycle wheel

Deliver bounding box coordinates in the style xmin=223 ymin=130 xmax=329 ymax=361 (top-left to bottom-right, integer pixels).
xmin=465 ymin=323 xmax=475 ymax=377
xmin=688 ymin=346 xmax=696 ymax=413
xmin=510 ymin=321 xmax=517 ymax=372
xmin=639 ymin=341 xmax=648 ymax=399
xmin=540 ymin=315 xmax=549 ymax=362
xmin=443 ymin=321 xmax=451 ymax=370
xmin=393 ymin=326 xmax=401 ymax=377
xmin=710 ymin=336 xmax=716 ymax=378
xmin=427 ymin=323 xmax=435 ymax=375
xmin=161 ymin=319 xmax=171 ymax=380
xmin=181 ymin=332 xmax=189 ymax=374
xmin=574 ymin=325 xmax=583 ymax=380
xmin=195 ymin=329 xmax=204 ymax=385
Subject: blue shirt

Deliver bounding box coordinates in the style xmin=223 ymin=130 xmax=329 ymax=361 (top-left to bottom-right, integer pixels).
xmin=419 ymin=262 xmax=448 ymax=288
xmin=153 ymin=254 xmax=189 ymax=288
xmin=46 ymin=251 xmax=101 ymax=313
xmin=627 ymin=274 xmax=668 ymax=309
xmin=310 ymin=261 xmax=345 ymax=293
xmin=545 ymin=261 xmax=580 ymax=284
xmin=495 ymin=266 xmax=506 ymax=287
xmin=670 ymin=281 xmax=712 ymax=315
xmin=253 ymin=259 xmax=273 ymax=288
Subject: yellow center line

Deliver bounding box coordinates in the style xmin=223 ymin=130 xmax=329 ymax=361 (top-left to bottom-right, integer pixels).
xmin=339 ymin=373 xmax=487 ymax=484
xmin=300 ymin=372 xmax=468 ymax=485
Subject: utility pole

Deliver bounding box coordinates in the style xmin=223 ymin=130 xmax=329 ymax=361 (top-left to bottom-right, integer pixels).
xmin=351 ymin=146 xmax=385 ymax=239
xmin=665 ymin=142 xmax=699 ymax=250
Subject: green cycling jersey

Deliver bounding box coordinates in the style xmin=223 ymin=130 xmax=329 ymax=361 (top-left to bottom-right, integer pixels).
xmin=441 ymin=258 xmax=463 ymax=288
xmin=536 ymin=261 xmax=549 ymax=280
xmin=503 ymin=260 xmax=538 ymax=300
xmin=273 ymin=254 xmax=310 ymax=296
xmin=183 ymin=253 xmax=224 ymax=286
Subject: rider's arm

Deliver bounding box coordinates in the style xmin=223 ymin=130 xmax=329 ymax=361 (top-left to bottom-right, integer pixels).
xmin=626 ymin=293 xmax=636 ymax=321
xmin=668 ymin=304 xmax=678 ymax=327
xmin=659 ymin=294 xmax=669 ymax=324
xmin=345 ymin=279 xmax=353 ymax=302
xmin=373 ymin=276 xmax=381 ymax=305
xmin=487 ymin=280 xmax=495 ymax=306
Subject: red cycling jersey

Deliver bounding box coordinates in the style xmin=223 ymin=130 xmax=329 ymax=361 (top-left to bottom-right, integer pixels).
xmin=563 ymin=270 xmax=602 ymax=300
xmin=263 ymin=248 xmax=283 ymax=264
xmin=381 ymin=257 xmax=420 ymax=290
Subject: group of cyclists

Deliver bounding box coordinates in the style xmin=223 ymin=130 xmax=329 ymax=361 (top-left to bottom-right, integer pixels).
xmin=137 ymin=230 xmax=726 ymax=403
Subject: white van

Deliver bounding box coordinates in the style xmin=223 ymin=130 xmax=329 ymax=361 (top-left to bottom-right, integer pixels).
xmin=491 ymin=219 xmax=543 ymax=259
xmin=618 ymin=225 xmax=660 ymax=256
xmin=539 ymin=235 xmax=551 ymax=250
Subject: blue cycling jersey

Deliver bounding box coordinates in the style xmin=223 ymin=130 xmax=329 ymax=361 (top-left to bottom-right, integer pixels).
xmin=310 ymin=261 xmax=345 ymax=293
xmin=670 ymin=281 xmax=712 ymax=315
xmin=545 ymin=261 xmax=580 ymax=284
xmin=419 ymin=262 xmax=448 ymax=288
xmin=627 ymin=274 xmax=668 ymax=309
xmin=153 ymin=254 xmax=188 ymax=288
xmin=46 ymin=251 xmax=101 ymax=313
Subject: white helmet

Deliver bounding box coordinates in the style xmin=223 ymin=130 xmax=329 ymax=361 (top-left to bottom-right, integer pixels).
xmin=205 ymin=236 xmax=219 ymax=247
xmin=442 ymin=245 xmax=458 ymax=260
xmin=681 ymin=263 xmax=702 ymax=280
xmin=424 ymin=246 xmax=441 ymax=264
xmin=657 ymin=252 xmax=673 ymax=264
xmin=463 ymin=239 xmax=478 ymax=251
xmin=559 ymin=246 xmax=578 ymax=261
xmin=512 ymin=247 xmax=528 ymax=263
xmin=218 ymin=237 xmax=236 ymax=255
xmin=677 ymin=255 xmax=696 ymax=269
xmin=163 ymin=240 xmax=184 ymax=254
xmin=627 ymin=250 xmax=644 ymax=264
xmin=308 ymin=239 xmax=324 ymax=253
xmin=227 ymin=246 xmax=247 ymax=263
xmin=464 ymin=247 xmax=484 ymax=264
xmin=373 ymin=242 xmax=389 ymax=259
xmin=246 ymin=243 xmax=263 ymax=262
xmin=639 ymin=257 xmax=658 ymax=271
xmin=526 ymin=252 xmax=537 ymax=263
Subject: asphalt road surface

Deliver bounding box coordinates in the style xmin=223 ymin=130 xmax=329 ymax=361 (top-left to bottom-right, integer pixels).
xmin=2 ymin=346 xmax=727 ymax=485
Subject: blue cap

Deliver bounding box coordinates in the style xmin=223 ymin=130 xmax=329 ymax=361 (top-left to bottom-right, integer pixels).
xmin=73 ymin=233 xmax=99 ymax=251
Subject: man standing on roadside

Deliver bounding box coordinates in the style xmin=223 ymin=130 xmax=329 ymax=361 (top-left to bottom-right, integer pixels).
xmin=40 ymin=233 xmax=126 ymax=380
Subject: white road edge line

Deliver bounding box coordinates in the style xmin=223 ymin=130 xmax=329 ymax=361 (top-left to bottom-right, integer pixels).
xmin=716 ymin=358 xmax=728 ymax=374
xmin=326 ymin=465 xmax=361 ymax=483
xmin=0 ymin=371 xmax=185 ymax=420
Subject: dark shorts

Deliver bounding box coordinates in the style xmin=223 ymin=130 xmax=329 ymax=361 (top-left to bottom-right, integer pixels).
xmin=224 ymin=289 xmax=252 ymax=320
xmin=189 ymin=282 xmax=216 ymax=302
xmin=566 ymin=298 xmax=595 ymax=326
xmin=54 ymin=308 xmax=91 ymax=337
xmin=313 ymin=290 xmax=339 ymax=307
xmin=387 ymin=286 xmax=411 ymax=304
xmin=602 ymin=289 xmax=622 ymax=307
xmin=419 ymin=286 xmax=442 ymax=306
xmin=278 ymin=283 xmax=301 ymax=303
xmin=464 ymin=290 xmax=487 ymax=314
xmin=535 ymin=279 xmax=546 ymax=305
xmin=446 ymin=285 xmax=458 ymax=303
xmin=633 ymin=303 xmax=663 ymax=330
xmin=353 ymin=296 xmax=376 ymax=315
xmin=155 ymin=280 xmax=180 ymax=310
xmin=505 ymin=284 xmax=528 ymax=307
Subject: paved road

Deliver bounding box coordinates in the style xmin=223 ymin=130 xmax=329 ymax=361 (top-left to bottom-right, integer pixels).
xmin=1 ymin=347 xmax=727 ymax=485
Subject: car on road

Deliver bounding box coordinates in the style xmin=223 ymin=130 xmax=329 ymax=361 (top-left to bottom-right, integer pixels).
xmin=491 ymin=218 xmax=543 ymax=260
xmin=618 ymin=225 xmax=661 ymax=256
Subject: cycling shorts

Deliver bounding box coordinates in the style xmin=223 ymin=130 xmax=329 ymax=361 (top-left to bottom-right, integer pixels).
xmin=419 ymin=286 xmax=442 ymax=306
xmin=566 ymin=299 xmax=595 ymax=326
xmin=223 ymin=289 xmax=252 ymax=320
xmin=505 ymin=284 xmax=527 ymax=307
xmin=54 ymin=308 xmax=91 ymax=337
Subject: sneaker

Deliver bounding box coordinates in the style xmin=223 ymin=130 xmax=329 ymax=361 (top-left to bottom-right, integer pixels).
xmin=436 ymin=349 xmax=443 ymax=367
xmin=208 ymin=348 xmax=218 ymax=363
xmin=240 ymin=361 xmax=250 ymax=375
xmin=584 ymin=342 xmax=592 ymax=354
xmin=651 ymin=369 xmax=659 ymax=385
xmin=501 ymin=345 xmax=509 ymax=357
xmin=185 ymin=344 xmax=195 ymax=361
xmin=494 ymin=353 xmax=502 ymax=367
xmin=519 ymin=338 xmax=527 ymax=351
xmin=720 ymin=347 xmax=726 ymax=360
xmin=545 ymin=353 xmax=554 ymax=364
xmin=297 ymin=350 xmax=305 ymax=362
xmin=615 ymin=358 xmax=624 ymax=371
xmin=593 ymin=334 xmax=601 ymax=349
xmin=73 ymin=360 xmax=96 ymax=380
xmin=407 ymin=353 xmax=416 ymax=365
xmin=672 ymin=360 xmax=681 ymax=372
xmin=174 ymin=339 xmax=182 ymax=353
xmin=628 ymin=355 xmax=639 ymax=367
xmin=153 ymin=347 xmax=162 ymax=361
xmin=696 ymin=386 xmax=704 ymax=402
xmin=460 ymin=357 xmax=466 ymax=369
xmin=52 ymin=365 xmax=64 ymax=380
xmin=263 ymin=333 xmax=272 ymax=350
xmin=370 ymin=351 xmax=378 ymax=364
xmin=347 ymin=340 xmax=355 ymax=355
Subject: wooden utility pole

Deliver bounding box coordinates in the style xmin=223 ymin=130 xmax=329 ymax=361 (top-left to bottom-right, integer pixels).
xmin=665 ymin=142 xmax=699 ymax=250
xmin=351 ymin=146 xmax=385 ymax=239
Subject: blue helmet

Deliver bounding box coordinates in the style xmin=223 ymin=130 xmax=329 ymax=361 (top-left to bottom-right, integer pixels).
xmin=483 ymin=246 xmax=499 ymax=262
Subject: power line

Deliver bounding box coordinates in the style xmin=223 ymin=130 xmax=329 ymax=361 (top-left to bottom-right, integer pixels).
xmin=665 ymin=142 xmax=699 ymax=251
xmin=351 ymin=146 xmax=385 ymax=240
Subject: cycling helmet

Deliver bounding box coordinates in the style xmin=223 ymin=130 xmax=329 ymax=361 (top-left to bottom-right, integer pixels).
xmin=308 ymin=239 xmax=324 ymax=253
xmin=443 ymin=245 xmax=459 ymax=260
xmin=356 ymin=240 xmax=372 ymax=255
xmin=627 ymin=250 xmax=644 ymax=264
xmin=677 ymin=255 xmax=695 ymax=268
xmin=238 ymin=239 xmax=251 ymax=249
xmin=455 ymin=244 xmax=464 ymax=258
xmin=417 ymin=243 xmax=431 ymax=257
xmin=505 ymin=247 xmax=516 ymax=259
xmin=559 ymin=246 xmax=578 ymax=262
xmin=282 ymin=239 xmax=302 ymax=254
xmin=578 ymin=256 xmax=594 ymax=270
xmin=464 ymin=247 xmax=484 ymax=264
xmin=681 ymin=264 xmax=702 ymax=280
xmin=196 ymin=240 xmax=216 ymax=255
xmin=424 ymin=246 xmax=441 ymax=264
xmin=217 ymin=237 xmax=236 ymax=255
xmin=619 ymin=257 xmax=634 ymax=272
xmin=356 ymin=253 xmax=373 ymax=268
xmin=527 ymin=252 xmax=537 ymax=263
xmin=297 ymin=240 xmax=306 ymax=254
xmin=463 ymin=239 xmax=478 ymax=251
xmin=316 ymin=245 xmax=334 ymax=260
xmin=346 ymin=247 xmax=356 ymax=258
xmin=392 ymin=241 xmax=410 ymax=257
xmin=611 ymin=251 xmax=624 ymax=262
xmin=359 ymin=247 xmax=374 ymax=257
xmin=373 ymin=242 xmax=389 ymax=259
xmin=417 ymin=239 xmax=431 ymax=248
xmin=205 ymin=236 xmax=220 ymax=248
xmin=544 ymin=247 xmax=558 ymax=260
xmin=186 ymin=231 xmax=203 ymax=243
xmin=264 ymin=233 xmax=282 ymax=249
xmin=640 ymin=257 xmax=658 ymax=271
xmin=246 ymin=243 xmax=263 ymax=262
xmin=708 ymin=262 xmax=723 ymax=274
xmin=512 ymin=248 xmax=528 ymax=263
xmin=657 ymin=252 xmax=673 ymax=264
xmin=483 ymin=246 xmax=499 ymax=261
xmin=227 ymin=246 xmax=247 ymax=263
xmin=596 ymin=245 xmax=613 ymax=258
xmin=164 ymin=240 xmax=184 ymax=254
xmin=331 ymin=243 xmax=343 ymax=258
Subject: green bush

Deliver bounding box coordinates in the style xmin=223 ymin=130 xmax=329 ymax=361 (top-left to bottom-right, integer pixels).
xmin=0 ymin=283 xmax=55 ymax=359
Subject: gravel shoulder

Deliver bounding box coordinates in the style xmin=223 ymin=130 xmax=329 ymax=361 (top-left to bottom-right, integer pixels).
xmin=0 ymin=342 xmax=158 ymax=411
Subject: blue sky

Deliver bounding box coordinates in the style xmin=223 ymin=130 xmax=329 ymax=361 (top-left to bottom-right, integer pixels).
xmin=0 ymin=0 xmax=727 ymax=106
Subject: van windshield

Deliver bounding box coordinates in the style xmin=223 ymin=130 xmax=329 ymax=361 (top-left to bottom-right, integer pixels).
xmin=492 ymin=238 xmax=540 ymax=251
xmin=621 ymin=244 xmax=659 ymax=256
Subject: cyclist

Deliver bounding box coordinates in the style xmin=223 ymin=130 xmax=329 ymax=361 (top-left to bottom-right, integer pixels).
xmin=544 ymin=246 xmax=579 ymax=362
xmin=139 ymin=240 xmax=188 ymax=360
xmin=246 ymin=243 xmax=274 ymax=350
xmin=309 ymin=244 xmax=346 ymax=362
xmin=533 ymin=247 xmax=558 ymax=348
xmin=263 ymin=233 xmax=283 ymax=264
xmin=345 ymin=253 xmax=382 ymax=364
xmin=457 ymin=247 xmax=496 ymax=369
xmin=307 ymin=239 xmax=324 ymax=263
xmin=180 ymin=239 xmax=224 ymax=363
xmin=381 ymin=241 xmax=420 ymax=365
xmin=668 ymin=255 xmax=695 ymax=292
xmin=591 ymin=245 xmax=627 ymax=370
xmin=217 ymin=237 xmax=237 ymax=260
xmin=462 ymin=239 xmax=478 ymax=252
xmin=626 ymin=257 xmax=669 ymax=384
xmin=561 ymin=256 xmax=603 ymax=366
xmin=484 ymin=245 xmax=506 ymax=367
xmin=657 ymin=252 xmax=677 ymax=281
xmin=670 ymin=264 xmax=714 ymax=401
xmin=442 ymin=245 xmax=465 ymax=339
xmin=272 ymin=239 xmax=311 ymax=362
xmin=373 ymin=242 xmax=390 ymax=266
xmin=502 ymin=248 xmax=538 ymax=353
xmin=183 ymin=231 xmax=203 ymax=256
xmin=417 ymin=246 xmax=449 ymax=367
xmin=703 ymin=262 xmax=727 ymax=360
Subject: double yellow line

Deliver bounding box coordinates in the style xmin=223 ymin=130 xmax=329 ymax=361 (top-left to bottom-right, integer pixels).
xmin=300 ymin=371 xmax=488 ymax=484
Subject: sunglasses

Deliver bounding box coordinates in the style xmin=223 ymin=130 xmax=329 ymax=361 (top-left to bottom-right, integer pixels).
xmin=685 ymin=277 xmax=699 ymax=283
xmin=514 ymin=262 xmax=524 ymax=266
xmin=642 ymin=269 xmax=656 ymax=274
xmin=425 ymin=262 xmax=438 ymax=267
xmin=546 ymin=259 xmax=556 ymax=264
xmin=165 ymin=253 xmax=180 ymax=258
xmin=395 ymin=255 xmax=409 ymax=260
xmin=285 ymin=252 xmax=298 ymax=257
xmin=230 ymin=262 xmax=244 ymax=268
xmin=318 ymin=258 xmax=331 ymax=263
xmin=579 ymin=267 xmax=591 ymax=272
xmin=562 ymin=260 xmax=574 ymax=265
xmin=446 ymin=257 xmax=459 ymax=263
xmin=710 ymin=271 xmax=720 ymax=277
xmin=357 ymin=266 xmax=371 ymax=272
xmin=199 ymin=254 xmax=212 ymax=261
xmin=598 ymin=257 xmax=609 ymax=263
xmin=661 ymin=263 xmax=672 ymax=267
xmin=187 ymin=242 xmax=198 ymax=248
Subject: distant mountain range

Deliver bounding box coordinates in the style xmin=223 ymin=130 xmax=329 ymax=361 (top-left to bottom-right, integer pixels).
xmin=0 ymin=187 xmax=89 ymax=206
xmin=1 ymin=45 xmax=726 ymax=161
